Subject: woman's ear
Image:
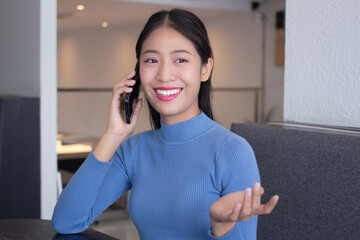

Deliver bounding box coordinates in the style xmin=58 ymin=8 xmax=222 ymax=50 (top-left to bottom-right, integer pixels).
xmin=201 ymin=58 xmax=214 ymax=82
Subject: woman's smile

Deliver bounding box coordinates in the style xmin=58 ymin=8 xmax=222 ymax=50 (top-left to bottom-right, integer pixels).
xmin=154 ymin=87 xmax=183 ymax=101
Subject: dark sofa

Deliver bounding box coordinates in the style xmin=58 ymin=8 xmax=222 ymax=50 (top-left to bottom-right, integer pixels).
xmin=231 ymin=122 xmax=360 ymax=240
xmin=0 ymin=97 xmax=40 ymax=218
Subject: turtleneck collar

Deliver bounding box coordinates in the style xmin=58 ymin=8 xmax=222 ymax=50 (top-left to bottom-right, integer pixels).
xmin=158 ymin=111 xmax=217 ymax=144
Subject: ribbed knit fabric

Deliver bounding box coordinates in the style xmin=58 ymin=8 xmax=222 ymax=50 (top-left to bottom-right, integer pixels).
xmin=52 ymin=112 xmax=260 ymax=239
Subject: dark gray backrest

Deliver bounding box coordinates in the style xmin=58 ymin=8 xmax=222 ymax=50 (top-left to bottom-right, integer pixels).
xmin=230 ymin=123 xmax=360 ymax=240
xmin=0 ymin=97 xmax=40 ymax=218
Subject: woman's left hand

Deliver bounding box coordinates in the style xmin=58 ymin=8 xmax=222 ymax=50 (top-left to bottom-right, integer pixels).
xmin=209 ymin=182 xmax=279 ymax=237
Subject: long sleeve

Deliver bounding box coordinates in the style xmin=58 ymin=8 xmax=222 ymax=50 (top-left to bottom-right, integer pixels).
xmin=52 ymin=150 xmax=131 ymax=234
xmin=207 ymin=134 xmax=260 ymax=240
xmin=52 ymin=112 xmax=262 ymax=239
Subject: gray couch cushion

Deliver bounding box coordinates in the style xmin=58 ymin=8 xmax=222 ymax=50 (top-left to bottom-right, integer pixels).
xmin=230 ymin=123 xmax=360 ymax=240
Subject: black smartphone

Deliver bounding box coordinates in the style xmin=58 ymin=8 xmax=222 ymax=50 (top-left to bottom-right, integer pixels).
xmin=124 ymin=66 xmax=140 ymax=124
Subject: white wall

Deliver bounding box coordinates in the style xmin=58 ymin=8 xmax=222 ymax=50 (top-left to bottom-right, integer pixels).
xmin=57 ymin=12 xmax=263 ymax=136
xmin=263 ymin=0 xmax=285 ymax=121
xmin=207 ymin=13 xmax=262 ymax=127
xmin=58 ymin=25 xmax=142 ymax=89
xmin=284 ymin=0 xmax=360 ymax=128
xmin=207 ymin=13 xmax=262 ymax=89
xmin=0 ymin=1 xmax=40 ymax=97
xmin=0 ymin=0 xmax=58 ymax=219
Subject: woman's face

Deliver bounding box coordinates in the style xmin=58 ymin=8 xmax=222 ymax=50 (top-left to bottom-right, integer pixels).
xmin=139 ymin=26 xmax=213 ymax=125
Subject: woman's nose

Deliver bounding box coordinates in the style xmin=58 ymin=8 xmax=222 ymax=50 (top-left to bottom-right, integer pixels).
xmin=156 ymin=61 xmax=174 ymax=82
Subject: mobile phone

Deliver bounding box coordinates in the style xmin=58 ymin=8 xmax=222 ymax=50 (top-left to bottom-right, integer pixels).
xmin=124 ymin=69 xmax=140 ymax=124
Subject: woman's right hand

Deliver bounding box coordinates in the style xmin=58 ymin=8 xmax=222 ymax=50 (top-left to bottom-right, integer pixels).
xmin=93 ymin=70 xmax=143 ymax=162
xmin=106 ymin=70 xmax=143 ymax=138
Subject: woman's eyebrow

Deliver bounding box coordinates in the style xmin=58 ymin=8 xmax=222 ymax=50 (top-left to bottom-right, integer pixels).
xmin=171 ymin=49 xmax=192 ymax=55
xmin=141 ymin=49 xmax=192 ymax=56
xmin=142 ymin=49 xmax=159 ymax=55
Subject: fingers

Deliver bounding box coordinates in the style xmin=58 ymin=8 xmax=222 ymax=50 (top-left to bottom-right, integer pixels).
xmin=239 ymin=183 xmax=262 ymax=218
xmin=111 ymin=71 xmax=137 ymax=108
xmin=240 ymin=188 xmax=252 ymax=217
xmin=129 ymin=98 xmax=143 ymax=125
xmin=230 ymin=204 xmax=241 ymax=221
xmin=251 ymin=183 xmax=261 ymax=214
xmin=251 ymin=183 xmax=278 ymax=216
xmin=126 ymin=70 xmax=136 ymax=79
xmin=113 ymin=79 xmax=136 ymax=94
xmin=111 ymin=87 xmax=131 ymax=109
xmin=113 ymin=71 xmax=137 ymax=94
xmin=238 ymin=183 xmax=278 ymax=221
xmin=257 ymin=195 xmax=279 ymax=215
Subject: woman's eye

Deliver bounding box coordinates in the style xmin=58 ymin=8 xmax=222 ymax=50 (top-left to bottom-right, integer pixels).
xmin=175 ymin=59 xmax=187 ymax=63
xmin=145 ymin=59 xmax=158 ymax=63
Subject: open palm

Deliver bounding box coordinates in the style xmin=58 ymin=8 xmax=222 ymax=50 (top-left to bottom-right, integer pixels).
xmin=210 ymin=183 xmax=279 ymax=223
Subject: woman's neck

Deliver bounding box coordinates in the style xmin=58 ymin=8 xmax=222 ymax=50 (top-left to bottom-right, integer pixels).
xmin=160 ymin=108 xmax=201 ymax=125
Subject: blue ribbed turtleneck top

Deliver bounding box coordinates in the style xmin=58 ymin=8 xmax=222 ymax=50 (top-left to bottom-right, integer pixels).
xmin=52 ymin=112 xmax=260 ymax=239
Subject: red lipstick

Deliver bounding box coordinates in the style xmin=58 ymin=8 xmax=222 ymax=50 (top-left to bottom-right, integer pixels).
xmin=154 ymin=87 xmax=183 ymax=101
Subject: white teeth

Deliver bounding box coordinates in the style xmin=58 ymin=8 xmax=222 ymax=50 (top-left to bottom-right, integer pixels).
xmin=156 ymin=89 xmax=181 ymax=96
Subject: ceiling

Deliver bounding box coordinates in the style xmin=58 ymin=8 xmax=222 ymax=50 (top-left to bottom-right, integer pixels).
xmin=57 ymin=0 xmax=254 ymax=31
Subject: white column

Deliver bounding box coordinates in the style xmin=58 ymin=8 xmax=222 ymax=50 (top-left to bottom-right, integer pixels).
xmin=284 ymin=0 xmax=360 ymax=128
xmin=40 ymin=0 xmax=58 ymax=219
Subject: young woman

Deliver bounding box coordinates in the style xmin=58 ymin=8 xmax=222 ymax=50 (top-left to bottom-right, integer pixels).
xmin=52 ymin=9 xmax=279 ymax=239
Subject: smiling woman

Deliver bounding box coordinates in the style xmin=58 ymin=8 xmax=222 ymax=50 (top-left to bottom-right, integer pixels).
xmin=135 ymin=9 xmax=215 ymax=129
xmin=139 ymin=26 xmax=213 ymax=126
xmin=52 ymin=8 xmax=278 ymax=240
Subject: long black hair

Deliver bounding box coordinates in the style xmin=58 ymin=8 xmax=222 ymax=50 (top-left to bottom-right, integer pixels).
xmin=135 ymin=8 xmax=214 ymax=129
